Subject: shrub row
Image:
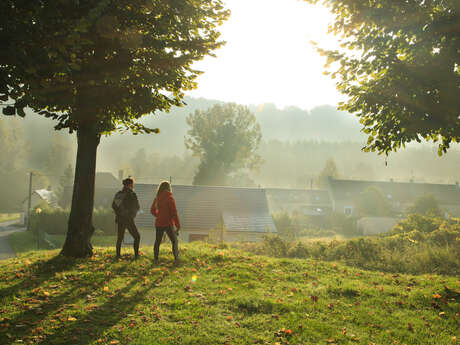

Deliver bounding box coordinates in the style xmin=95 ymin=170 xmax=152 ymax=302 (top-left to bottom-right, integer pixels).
xmin=29 ymin=206 xmax=117 ymax=235
xmin=235 ymin=214 xmax=460 ymax=276
xmin=272 ymin=211 xmax=361 ymax=240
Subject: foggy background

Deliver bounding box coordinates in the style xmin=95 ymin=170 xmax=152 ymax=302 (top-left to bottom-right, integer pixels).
xmin=1 ymin=96 xmax=460 ymax=211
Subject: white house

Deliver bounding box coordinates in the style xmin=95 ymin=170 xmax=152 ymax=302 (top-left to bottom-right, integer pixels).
xmin=21 ymin=188 xmax=58 ymax=224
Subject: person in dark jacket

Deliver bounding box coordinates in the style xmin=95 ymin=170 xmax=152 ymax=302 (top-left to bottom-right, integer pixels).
xmin=112 ymin=177 xmax=141 ymax=259
xmin=150 ymin=181 xmax=181 ymax=264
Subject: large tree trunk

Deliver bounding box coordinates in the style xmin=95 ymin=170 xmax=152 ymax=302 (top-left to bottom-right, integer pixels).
xmin=61 ymin=124 xmax=100 ymax=257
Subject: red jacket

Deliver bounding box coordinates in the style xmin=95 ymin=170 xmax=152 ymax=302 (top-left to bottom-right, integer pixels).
xmin=150 ymin=190 xmax=181 ymax=228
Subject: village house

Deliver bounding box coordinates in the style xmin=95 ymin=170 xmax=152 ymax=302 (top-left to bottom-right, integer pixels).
xmin=91 ymin=182 xmax=277 ymax=243
xmin=21 ymin=188 xmax=58 ymax=224
xmin=134 ymin=184 xmax=277 ymax=242
xmin=327 ymin=176 xmax=460 ymax=217
xmin=265 ymin=188 xmax=331 ymax=216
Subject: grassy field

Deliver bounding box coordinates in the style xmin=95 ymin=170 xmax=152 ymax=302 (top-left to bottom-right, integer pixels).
xmin=0 ymin=243 xmax=458 ymax=345
xmin=0 ymin=213 xmax=20 ymax=223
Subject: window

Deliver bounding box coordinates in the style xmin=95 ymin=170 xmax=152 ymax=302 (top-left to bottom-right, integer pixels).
xmin=344 ymin=206 xmax=353 ymax=216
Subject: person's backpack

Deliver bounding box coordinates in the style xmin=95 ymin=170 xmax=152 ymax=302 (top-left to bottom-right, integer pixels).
xmin=112 ymin=190 xmax=128 ymax=217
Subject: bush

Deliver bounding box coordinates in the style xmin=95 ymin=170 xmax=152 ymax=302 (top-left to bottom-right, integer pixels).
xmin=29 ymin=206 xmax=116 ymax=235
xmin=407 ymin=194 xmax=442 ymax=216
xmin=389 ymin=213 xmax=440 ymax=235
xmin=287 ymin=242 xmax=309 ymax=258
xmin=29 ymin=205 xmax=68 ymax=235
xmin=233 ymin=214 xmax=460 ymax=275
xmin=93 ymin=208 xmax=117 ymax=235
xmin=272 ymin=212 xmax=360 ymax=239
xmin=272 ymin=212 xmax=296 ymax=240
xmin=298 ymin=228 xmax=337 ymax=238
xmin=262 ymin=235 xmax=288 ymax=257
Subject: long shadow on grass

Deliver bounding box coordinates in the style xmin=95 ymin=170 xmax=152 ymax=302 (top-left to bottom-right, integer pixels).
xmin=39 ymin=264 xmax=172 ymax=345
xmin=0 ymin=254 xmax=78 ymax=299
xmin=2 ymin=255 xmax=172 ymax=345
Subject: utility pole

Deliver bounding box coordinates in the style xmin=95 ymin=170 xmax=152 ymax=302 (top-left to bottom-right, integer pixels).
xmin=27 ymin=172 xmax=33 ymax=230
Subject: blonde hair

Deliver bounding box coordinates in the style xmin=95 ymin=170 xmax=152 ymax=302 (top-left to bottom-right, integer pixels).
xmin=156 ymin=181 xmax=171 ymax=199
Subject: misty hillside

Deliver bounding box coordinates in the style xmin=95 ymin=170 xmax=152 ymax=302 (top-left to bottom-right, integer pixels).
xmin=100 ymin=97 xmax=364 ymax=160
xmin=15 ymin=96 xmax=365 ymax=174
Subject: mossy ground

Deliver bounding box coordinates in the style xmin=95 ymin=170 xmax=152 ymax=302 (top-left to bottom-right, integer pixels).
xmin=0 ymin=243 xmax=458 ymax=345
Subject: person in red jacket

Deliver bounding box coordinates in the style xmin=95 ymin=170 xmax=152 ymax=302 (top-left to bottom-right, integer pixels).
xmin=150 ymin=181 xmax=181 ymax=264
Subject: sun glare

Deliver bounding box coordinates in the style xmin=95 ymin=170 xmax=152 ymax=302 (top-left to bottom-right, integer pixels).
xmin=187 ymin=0 xmax=343 ymax=110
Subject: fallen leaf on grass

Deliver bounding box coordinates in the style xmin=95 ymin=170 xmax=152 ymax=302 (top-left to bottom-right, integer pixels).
xmin=67 ymin=316 xmax=77 ymax=322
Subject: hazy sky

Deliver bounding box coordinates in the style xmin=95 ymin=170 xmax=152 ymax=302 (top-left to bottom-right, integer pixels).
xmin=187 ymin=0 xmax=343 ymax=110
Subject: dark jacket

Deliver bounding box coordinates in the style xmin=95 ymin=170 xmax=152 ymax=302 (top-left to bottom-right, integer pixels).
xmin=112 ymin=187 xmax=140 ymax=220
xmin=150 ymin=190 xmax=181 ymax=228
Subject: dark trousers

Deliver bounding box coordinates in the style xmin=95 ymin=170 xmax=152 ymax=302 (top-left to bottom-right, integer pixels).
xmin=116 ymin=217 xmax=140 ymax=257
xmin=154 ymin=226 xmax=178 ymax=260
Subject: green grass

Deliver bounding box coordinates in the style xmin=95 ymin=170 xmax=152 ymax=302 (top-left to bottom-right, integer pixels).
xmin=0 ymin=213 xmax=20 ymax=223
xmin=8 ymin=231 xmax=37 ymax=254
xmin=0 ymin=243 xmax=458 ymax=345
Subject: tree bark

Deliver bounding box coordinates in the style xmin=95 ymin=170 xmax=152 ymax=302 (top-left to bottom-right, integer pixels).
xmin=61 ymin=124 xmax=100 ymax=257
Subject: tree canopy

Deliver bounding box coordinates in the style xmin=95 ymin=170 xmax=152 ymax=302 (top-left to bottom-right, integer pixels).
xmin=305 ymin=0 xmax=459 ymax=155
xmin=0 ymin=0 xmax=229 ymax=257
xmin=1 ymin=0 xmax=230 ymax=133
xmin=185 ymin=103 xmax=262 ymax=186
xmin=354 ymin=186 xmax=393 ymax=217
xmin=316 ymin=158 xmax=339 ymax=188
xmin=407 ymin=194 xmax=442 ymax=216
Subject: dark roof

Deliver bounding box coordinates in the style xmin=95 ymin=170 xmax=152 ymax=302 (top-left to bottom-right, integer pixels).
xmin=265 ymin=188 xmax=331 ymax=206
xmin=328 ymin=177 xmax=460 ymax=205
xmin=95 ymin=172 xmax=120 ymax=189
xmin=134 ymin=184 xmax=277 ymax=233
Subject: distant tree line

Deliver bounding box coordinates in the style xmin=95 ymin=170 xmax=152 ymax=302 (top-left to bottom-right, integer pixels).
xmin=3 ymin=99 xmax=460 ymax=215
xmin=0 ymin=117 xmax=74 ymax=212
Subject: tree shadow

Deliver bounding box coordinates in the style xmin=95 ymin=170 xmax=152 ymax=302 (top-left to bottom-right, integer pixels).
xmin=1 ymin=254 xmax=173 ymax=345
xmin=0 ymin=254 xmax=78 ymax=300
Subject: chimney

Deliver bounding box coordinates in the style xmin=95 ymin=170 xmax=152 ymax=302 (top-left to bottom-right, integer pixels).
xmin=118 ymin=169 xmax=124 ymax=181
